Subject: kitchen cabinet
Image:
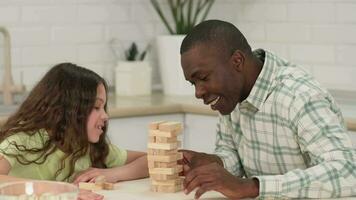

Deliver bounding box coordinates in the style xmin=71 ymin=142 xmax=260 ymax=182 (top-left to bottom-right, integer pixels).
xmin=107 ymin=114 xmax=218 ymax=152
xmin=107 ymin=114 xmax=184 ymax=151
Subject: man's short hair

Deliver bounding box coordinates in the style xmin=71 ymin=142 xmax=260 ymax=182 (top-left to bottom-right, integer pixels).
xmin=180 ymin=20 xmax=252 ymax=56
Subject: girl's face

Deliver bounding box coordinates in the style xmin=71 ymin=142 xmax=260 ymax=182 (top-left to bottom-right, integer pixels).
xmin=87 ymin=83 xmax=108 ymax=143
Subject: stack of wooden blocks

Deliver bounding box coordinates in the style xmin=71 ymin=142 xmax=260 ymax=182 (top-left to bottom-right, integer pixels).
xmin=147 ymin=121 xmax=184 ymax=193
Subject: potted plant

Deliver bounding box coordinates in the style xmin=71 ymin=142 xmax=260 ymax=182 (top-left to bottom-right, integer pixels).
xmin=113 ymin=41 xmax=152 ymax=96
xmin=150 ymin=0 xmax=215 ymax=95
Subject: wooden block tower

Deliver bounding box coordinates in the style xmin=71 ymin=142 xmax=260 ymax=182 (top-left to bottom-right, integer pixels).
xmin=147 ymin=121 xmax=183 ymax=193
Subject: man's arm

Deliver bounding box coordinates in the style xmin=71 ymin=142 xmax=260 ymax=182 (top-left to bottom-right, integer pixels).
xmin=255 ymin=93 xmax=356 ymax=199
xmin=214 ymin=113 xmax=245 ymax=177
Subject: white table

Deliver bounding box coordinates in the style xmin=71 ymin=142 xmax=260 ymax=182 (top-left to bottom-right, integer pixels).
xmin=97 ymin=178 xmax=227 ymax=200
xmin=97 ymin=178 xmax=356 ymax=200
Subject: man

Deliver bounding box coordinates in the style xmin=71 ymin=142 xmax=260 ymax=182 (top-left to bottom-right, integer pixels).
xmin=179 ymin=19 xmax=356 ymax=199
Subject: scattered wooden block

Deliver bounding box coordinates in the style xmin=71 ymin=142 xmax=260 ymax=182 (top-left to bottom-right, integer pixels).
xmin=103 ymin=182 xmax=114 ymax=190
xmin=79 ymin=182 xmax=102 ymax=191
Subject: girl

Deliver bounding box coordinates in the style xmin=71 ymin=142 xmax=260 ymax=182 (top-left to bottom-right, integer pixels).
xmin=0 ymin=63 xmax=148 ymax=198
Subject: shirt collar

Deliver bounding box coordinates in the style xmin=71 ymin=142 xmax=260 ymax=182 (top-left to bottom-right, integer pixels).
xmin=243 ymin=49 xmax=279 ymax=111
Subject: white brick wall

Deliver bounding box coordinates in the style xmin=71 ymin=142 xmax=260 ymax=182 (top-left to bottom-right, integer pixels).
xmin=0 ymin=0 xmax=355 ymax=92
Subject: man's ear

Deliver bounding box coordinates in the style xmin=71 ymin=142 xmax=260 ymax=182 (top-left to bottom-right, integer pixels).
xmin=231 ymin=50 xmax=245 ymax=72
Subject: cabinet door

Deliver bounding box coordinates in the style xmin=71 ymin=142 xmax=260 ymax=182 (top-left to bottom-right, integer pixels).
xmin=184 ymin=114 xmax=218 ymax=153
xmin=107 ymin=114 xmax=184 ymax=151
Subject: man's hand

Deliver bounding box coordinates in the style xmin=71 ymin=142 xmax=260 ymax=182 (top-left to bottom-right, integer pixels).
xmin=178 ymin=149 xmax=223 ymax=175
xmin=184 ymin=162 xmax=259 ymax=199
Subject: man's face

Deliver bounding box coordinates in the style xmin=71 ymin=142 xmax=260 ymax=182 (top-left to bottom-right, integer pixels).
xmin=181 ymin=44 xmax=244 ymax=115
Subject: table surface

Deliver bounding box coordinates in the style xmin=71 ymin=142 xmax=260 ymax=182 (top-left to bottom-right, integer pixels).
xmin=96 ymin=178 xmax=355 ymax=200
xmin=97 ymin=178 xmax=227 ymax=200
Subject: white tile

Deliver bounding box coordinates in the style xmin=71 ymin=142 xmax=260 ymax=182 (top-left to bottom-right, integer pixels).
xmin=77 ymin=5 xmax=110 ymax=23
xmin=20 ymin=66 xmax=50 ymax=91
xmin=21 ymin=6 xmax=76 ymax=23
xmin=311 ymin=25 xmax=356 ymax=44
xmin=336 ymin=45 xmax=356 ymax=65
xmin=336 ymin=3 xmax=356 ymax=23
xmin=51 ymin=25 xmax=104 ymax=44
xmin=21 ymin=46 xmax=77 ymax=65
xmin=77 ymin=44 xmax=114 ymax=62
xmin=0 ymin=6 xmax=20 ymax=23
xmin=10 ymin=26 xmax=50 ymax=46
xmin=312 ymin=65 xmax=356 ymax=91
xmin=288 ymin=3 xmax=335 ymax=23
xmin=108 ymin=4 xmax=130 ymax=22
xmin=266 ymin=23 xmax=310 ymax=42
xmin=290 ymin=44 xmax=335 ymax=63
xmin=238 ymin=23 xmax=266 ymax=42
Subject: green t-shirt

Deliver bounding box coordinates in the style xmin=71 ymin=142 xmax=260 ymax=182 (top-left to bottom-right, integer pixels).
xmin=0 ymin=130 xmax=127 ymax=182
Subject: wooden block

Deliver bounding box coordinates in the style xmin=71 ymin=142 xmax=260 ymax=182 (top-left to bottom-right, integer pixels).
xmin=148 ymin=160 xmax=155 ymax=168
xmin=149 ymin=121 xmax=166 ymax=130
xmin=149 ymin=165 xmax=183 ymax=175
xmin=151 ymin=178 xmax=183 ymax=186
xmin=152 ymin=184 xmax=183 ymax=193
xmin=149 ymin=129 xmax=181 ymax=137
xmin=147 ymin=149 xmax=177 ymax=156
xmin=148 ymin=160 xmax=178 ymax=168
xmin=147 ymin=141 xmax=181 ymax=150
xmin=103 ymin=182 xmax=114 ymax=190
xmin=148 ymin=136 xmax=156 ymax=143
xmin=79 ymin=182 xmax=102 ymax=191
xmin=158 ymin=122 xmax=183 ymax=132
xmin=150 ymin=173 xmax=179 ymax=181
xmin=155 ymin=161 xmax=177 ymax=168
xmin=156 ymin=136 xmax=177 ymax=143
xmin=95 ymin=175 xmax=106 ymax=184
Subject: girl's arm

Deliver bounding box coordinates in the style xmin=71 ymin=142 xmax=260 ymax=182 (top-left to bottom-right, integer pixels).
xmin=0 ymin=155 xmax=26 ymax=182
xmin=73 ymin=150 xmax=148 ymax=184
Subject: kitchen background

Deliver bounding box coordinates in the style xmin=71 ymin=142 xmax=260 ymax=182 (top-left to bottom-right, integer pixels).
xmin=0 ymin=0 xmax=356 ymax=152
xmin=0 ymin=0 xmax=356 ymax=93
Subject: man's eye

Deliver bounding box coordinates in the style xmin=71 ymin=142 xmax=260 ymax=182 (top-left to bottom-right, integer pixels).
xmin=94 ymin=107 xmax=100 ymax=110
xmin=200 ymin=76 xmax=208 ymax=81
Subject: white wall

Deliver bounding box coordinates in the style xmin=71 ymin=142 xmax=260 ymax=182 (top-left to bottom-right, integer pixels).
xmin=0 ymin=0 xmax=355 ymax=92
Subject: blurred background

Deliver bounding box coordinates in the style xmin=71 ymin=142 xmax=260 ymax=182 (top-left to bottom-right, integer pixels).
xmin=0 ymin=0 xmax=355 ymax=92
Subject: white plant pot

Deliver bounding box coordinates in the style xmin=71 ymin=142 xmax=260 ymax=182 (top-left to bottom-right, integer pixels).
xmin=156 ymin=35 xmax=195 ymax=96
xmin=115 ymin=61 xmax=152 ymax=96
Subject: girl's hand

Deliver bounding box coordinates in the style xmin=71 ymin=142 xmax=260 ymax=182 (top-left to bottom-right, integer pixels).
xmin=73 ymin=168 xmax=117 ymax=184
xmin=77 ymin=189 xmax=103 ymax=200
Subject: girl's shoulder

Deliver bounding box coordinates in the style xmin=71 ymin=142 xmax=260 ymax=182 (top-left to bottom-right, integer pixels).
xmin=1 ymin=129 xmax=49 ymax=148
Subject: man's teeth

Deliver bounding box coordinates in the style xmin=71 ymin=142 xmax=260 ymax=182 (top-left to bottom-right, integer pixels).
xmin=210 ymin=97 xmax=220 ymax=106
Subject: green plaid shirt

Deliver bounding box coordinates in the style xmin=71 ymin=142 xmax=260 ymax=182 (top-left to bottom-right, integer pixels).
xmin=214 ymin=49 xmax=356 ymax=199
